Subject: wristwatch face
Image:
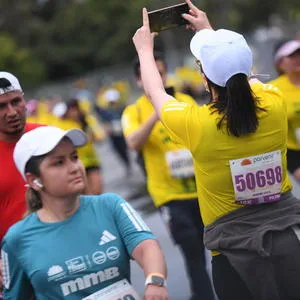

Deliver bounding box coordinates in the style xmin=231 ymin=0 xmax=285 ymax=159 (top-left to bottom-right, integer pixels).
xmin=152 ymin=275 xmax=165 ymax=286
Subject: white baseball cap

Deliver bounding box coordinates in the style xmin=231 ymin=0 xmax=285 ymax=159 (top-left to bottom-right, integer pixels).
xmin=52 ymin=102 xmax=67 ymax=118
xmin=274 ymin=40 xmax=300 ymax=63
xmin=0 ymin=71 xmax=22 ymax=95
xmin=104 ymin=89 xmax=120 ymax=103
xmin=13 ymin=126 xmax=87 ymax=180
xmin=190 ymin=29 xmax=253 ymax=87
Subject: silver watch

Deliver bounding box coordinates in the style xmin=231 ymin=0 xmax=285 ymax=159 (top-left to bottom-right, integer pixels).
xmin=145 ymin=275 xmax=167 ymax=287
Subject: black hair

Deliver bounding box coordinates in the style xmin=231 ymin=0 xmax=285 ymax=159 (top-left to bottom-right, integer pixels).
xmin=207 ymin=73 xmax=265 ymax=137
xmin=25 ymin=155 xmax=45 ymax=176
xmin=0 ymin=78 xmax=12 ymax=89
xmin=65 ymin=98 xmax=88 ymax=131
xmin=133 ymin=51 xmax=166 ymax=78
xmin=24 ymin=155 xmax=46 ymax=213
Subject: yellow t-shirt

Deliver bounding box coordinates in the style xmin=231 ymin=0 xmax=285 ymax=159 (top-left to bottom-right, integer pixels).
xmin=161 ymin=82 xmax=292 ymax=226
xmin=122 ymin=92 xmax=198 ymax=207
xmin=57 ymin=119 xmax=100 ymax=169
xmin=27 ymin=112 xmax=61 ymax=126
xmin=269 ymin=74 xmax=300 ymax=150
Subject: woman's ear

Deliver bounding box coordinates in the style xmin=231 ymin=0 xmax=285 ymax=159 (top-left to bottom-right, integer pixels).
xmin=25 ymin=173 xmax=43 ymax=191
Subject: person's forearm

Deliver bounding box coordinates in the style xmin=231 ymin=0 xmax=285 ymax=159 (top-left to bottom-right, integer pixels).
xmin=138 ymin=51 xmax=174 ymax=118
xmin=125 ymin=113 xmax=157 ymax=150
xmin=132 ymin=239 xmax=167 ymax=278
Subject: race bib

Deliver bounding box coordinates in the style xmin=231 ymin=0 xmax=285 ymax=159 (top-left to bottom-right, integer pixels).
xmin=82 ymin=279 xmax=140 ymax=300
xmin=295 ymin=128 xmax=300 ymax=145
xmin=165 ymin=149 xmax=194 ymax=178
xmin=111 ymin=120 xmax=123 ymax=135
xmin=230 ymin=150 xmax=282 ymax=205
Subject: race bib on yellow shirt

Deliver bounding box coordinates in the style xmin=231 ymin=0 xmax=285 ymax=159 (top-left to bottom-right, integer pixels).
xmin=165 ymin=150 xmax=195 ymax=178
xmin=295 ymin=128 xmax=300 ymax=145
xmin=82 ymin=279 xmax=140 ymax=300
xmin=230 ymin=150 xmax=282 ymax=205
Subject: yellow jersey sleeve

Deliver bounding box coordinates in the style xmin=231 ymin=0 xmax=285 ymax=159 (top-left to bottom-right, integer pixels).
xmin=251 ymin=81 xmax=283 ymax=98
xmin=175 ymin=92 xmax=197 ymax=106
xmin=121 ymin=104 xmax=141 ymax=137
xmin=161 ymin=100 xmax=204 ymax=152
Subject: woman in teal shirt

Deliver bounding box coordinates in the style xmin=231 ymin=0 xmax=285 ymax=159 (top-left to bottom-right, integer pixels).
xmin=2 ymin=126 xmax=169 ymax=300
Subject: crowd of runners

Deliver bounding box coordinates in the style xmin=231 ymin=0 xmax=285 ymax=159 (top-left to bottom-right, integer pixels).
xmin=0 ymin=0 xmax=300 ymax=299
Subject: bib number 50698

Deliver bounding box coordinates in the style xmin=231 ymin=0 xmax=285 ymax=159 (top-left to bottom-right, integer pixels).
xmin=234 ymin=166 xmax=282 ymax=192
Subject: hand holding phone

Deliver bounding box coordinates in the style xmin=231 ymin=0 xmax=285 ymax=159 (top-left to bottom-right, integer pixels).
xmin=180 ymin=0 xmax=213 ymax=32
xmin=148 ymin=3 xmax=189 ymax=32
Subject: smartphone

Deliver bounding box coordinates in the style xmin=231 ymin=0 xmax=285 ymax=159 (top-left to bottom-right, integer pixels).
xmin=148 ymin=3 xmax=189 ymax=32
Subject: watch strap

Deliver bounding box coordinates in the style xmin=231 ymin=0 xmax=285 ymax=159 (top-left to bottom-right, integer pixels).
xmin=145 ymin=273 xmax=167 ymax=287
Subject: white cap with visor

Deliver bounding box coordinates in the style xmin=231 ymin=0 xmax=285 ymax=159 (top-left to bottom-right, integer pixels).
xmin=274 ymin=40 xmax=300 ymax=63
xmin=0 ymin=71 xmax=23 ymax=95
xmin=190 ymin=29 xmax=253 ymax=87
xmin=13 ymin=126 xmax=87 ymax=180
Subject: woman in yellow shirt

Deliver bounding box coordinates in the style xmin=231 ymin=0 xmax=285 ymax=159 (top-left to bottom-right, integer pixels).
xmin=269 ymin=39 xmax=300 ymax=185
xmin=59 ymin=99 xmax=104 ymax=195
xmin=132 ymin=1 xmax=300 ymax=299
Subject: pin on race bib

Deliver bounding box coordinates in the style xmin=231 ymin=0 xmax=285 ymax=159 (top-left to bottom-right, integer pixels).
xmin=165 ymin=149 xmax=195 ymax=178
xmin=82 ymin=279 xmax=141 ymax=300
xmin=230 ymin=150 xmax=283 ymax=205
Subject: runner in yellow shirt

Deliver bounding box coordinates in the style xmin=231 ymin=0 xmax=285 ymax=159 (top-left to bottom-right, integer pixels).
xmin=269 ymin=39 xmax=300 ymax=185
xmin=132 ymin=1 xmax=300 ymax=299
xmin=122 ymin=53 xmax=215 ymax=300
xmin=56 ymin=99 xmax=104 ymax=195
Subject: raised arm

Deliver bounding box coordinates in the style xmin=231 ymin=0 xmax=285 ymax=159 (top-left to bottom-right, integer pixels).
xmin=132 ymin=0 xmax=212 ymax=119
xmin=132 ymin=9 xmax=174 ymax=119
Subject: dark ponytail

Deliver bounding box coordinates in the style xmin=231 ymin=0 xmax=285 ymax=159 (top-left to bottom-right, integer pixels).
xmin=25 ymin=188 xmax=43 ymax=213
xmin=208 ymin=73 xmax=265 ymax=137
xmin=24 ymin=154 xmax=46 ymax=214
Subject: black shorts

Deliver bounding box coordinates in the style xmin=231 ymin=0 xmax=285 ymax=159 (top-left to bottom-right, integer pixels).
xmin=159 ymin=198 xmax=204 ymax=244
xmin=287 ymin=148 xmax=300 ymax=174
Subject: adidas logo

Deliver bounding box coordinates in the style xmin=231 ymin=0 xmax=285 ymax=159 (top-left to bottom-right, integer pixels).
xmin=99 ymin=230 xmax=117 ymax=245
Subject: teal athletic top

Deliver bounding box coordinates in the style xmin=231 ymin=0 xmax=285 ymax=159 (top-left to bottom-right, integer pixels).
xmin=1 ymin=193 xmax=155 ymax=299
